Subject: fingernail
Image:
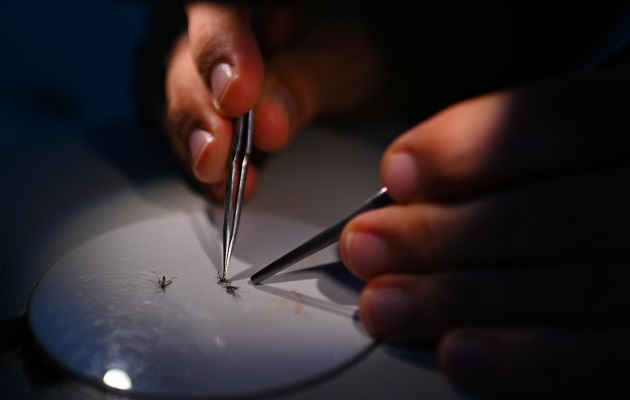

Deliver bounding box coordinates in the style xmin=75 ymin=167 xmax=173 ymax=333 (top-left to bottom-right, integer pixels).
xmin=211 ymin=62 xmax=235 ymax=104
xmin=383 ymin=152 xmax=419 ymax=199
xmin=448 ymin=337 xmax=494 ymax=380
xmin=344 ymin=232 xmax=389 ymax=277
xmin=361 ymin=287 xmax=410 ymax=338
xmin=188 ymin=128 xmax=214 ymax=168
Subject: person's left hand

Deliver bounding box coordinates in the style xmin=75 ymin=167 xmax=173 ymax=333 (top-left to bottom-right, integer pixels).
xmin=340 ymin=66 xmax=630 ymax=398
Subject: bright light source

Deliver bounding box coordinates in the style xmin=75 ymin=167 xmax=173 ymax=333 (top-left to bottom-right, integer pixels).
xmin=103 ymin=368 xmax=132 ymax=390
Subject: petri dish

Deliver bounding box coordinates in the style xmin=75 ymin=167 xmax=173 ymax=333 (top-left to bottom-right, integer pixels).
xmin=28 ymin=210 xmax=373 ymax=398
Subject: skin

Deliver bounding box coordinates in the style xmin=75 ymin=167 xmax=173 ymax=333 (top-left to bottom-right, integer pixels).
xmin=341 ymin=69 xmax=630 ymax=397
xmin=165 ymin=2 xmax=378 ymax=199
xmin=164 ymin=2 xmax=630 ymax=397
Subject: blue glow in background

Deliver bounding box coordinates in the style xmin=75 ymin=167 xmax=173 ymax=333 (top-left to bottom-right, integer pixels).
xmin=0 ymin=0 xmax=151 ymax=151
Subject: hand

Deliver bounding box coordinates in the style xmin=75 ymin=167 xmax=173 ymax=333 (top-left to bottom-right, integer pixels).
xmin=165 ymin=2 xmax=379 ymax=200
xmin=340 ymin=66 xmax=630 ymax=398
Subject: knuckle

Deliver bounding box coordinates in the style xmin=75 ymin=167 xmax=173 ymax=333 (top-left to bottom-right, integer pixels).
xmin=166 ymin=101 xmax=194 ymax=140
xmin=408 ymin=96 xmax=507 ymax=191
xmin=406 ymin=208 xmax=450 ymax=269
xmin=190 ymin=30 xmax=224 ymax=80
xmin=422 ymin=117 xmax=485 ymax=185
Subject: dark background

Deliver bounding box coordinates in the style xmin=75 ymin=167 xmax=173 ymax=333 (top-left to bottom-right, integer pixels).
xmin=0 ymin=0 xmax=151 ymax=153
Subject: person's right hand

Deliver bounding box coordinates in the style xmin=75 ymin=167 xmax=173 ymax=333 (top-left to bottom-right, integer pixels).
xmin=340 ymin=64 xmax=630 ymax=398
xmin=165 ymin=2 xmax=380 ymax=201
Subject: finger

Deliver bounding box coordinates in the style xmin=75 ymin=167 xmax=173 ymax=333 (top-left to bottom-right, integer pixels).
xmin=253 ymin=20 xmax=380 ymax=152
xmin=357 ymin=267 xmax=630 ymax=344
xmin=166 ymin=38 xmax=260 ymax=203
xmin=165 ymin=36 xmax=234 ymax=185
xmin=439 ymin=326 xmax=630 ymax=398
xmin=186 ymin=2 xmax=264 ymax=116
xmin=381 ymin=67 xmax=630 ymax=202
xmin=195 ymin=164 xmax=259 ymax=203
xmin=341 ymin=164 xmax=630 ymax=279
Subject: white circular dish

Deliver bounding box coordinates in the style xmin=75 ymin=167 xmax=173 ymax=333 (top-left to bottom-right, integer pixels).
xmin=28 ymin=210 xmax=373 ymax=398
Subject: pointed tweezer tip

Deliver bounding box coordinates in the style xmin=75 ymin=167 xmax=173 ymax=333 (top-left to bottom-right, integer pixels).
xmin=249 ymin=187 xmax=394 ymax=285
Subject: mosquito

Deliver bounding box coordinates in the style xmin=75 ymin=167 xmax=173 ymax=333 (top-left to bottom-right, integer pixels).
xmin=217 ymin=275 xmax=231 ymax=285
xmin=151 ymin=270 xmax=176 ymax=289
xmin=224 ymin=284 xmax=240 ymax=298
xmin=216 ymin=273 xmax=240 ymax=297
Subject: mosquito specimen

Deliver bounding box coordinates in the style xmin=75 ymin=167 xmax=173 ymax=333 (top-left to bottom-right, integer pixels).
xmin=224 ymin=284 xmax=240 ymax=297
xmin=216 ymin=273 xmax=240 ymax=298
xmin=151 ymin=270 xmax=176 ymax=289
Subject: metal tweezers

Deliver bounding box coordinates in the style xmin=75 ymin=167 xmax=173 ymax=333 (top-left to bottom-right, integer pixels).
xmin=221 ymin=109 xmax=254 ymax=280
xmin=250 ymin=187 xmax=394 ymax=284
xmin=221 ymin=7 xmax=260 ymax=281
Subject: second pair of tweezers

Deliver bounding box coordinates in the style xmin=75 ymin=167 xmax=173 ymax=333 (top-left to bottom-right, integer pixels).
xmin=250 ymin=187 xmax=394 ymax=284
xmin=222 ymin=110 xmax=254 ymax=280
